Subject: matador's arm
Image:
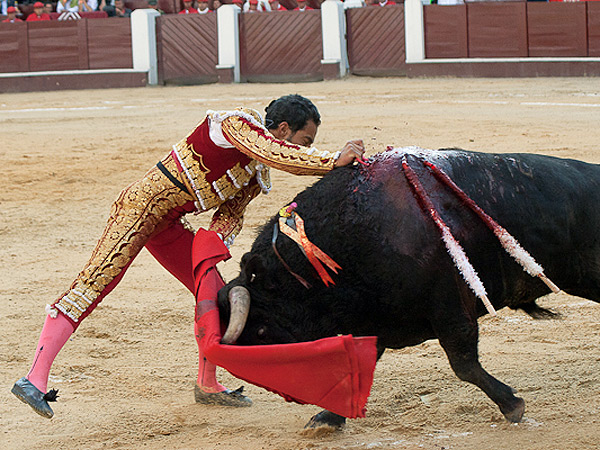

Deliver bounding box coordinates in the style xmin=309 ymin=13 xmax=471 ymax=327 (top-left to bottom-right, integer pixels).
xmin=208 ymin=180 xmax=262 ymax=247
xmin=212 ymin=109 xmax=341 ymax=176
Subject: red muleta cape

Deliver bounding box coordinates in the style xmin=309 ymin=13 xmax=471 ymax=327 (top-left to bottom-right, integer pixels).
xmin=192 ymin=229 xmax=378 ymax=418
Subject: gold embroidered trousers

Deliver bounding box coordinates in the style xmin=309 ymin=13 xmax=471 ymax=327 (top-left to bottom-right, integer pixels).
xmin=52 ymin=154 xmax=197 ymax=326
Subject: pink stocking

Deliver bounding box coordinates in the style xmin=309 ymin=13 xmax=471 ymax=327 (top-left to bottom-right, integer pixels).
xmin=195 ymin=322 xmax=226 ymax=393
xmin=26 ymin=313 xmax=75 ymax=393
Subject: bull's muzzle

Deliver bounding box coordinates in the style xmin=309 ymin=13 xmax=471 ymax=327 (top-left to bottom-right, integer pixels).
xmin=221 ymin=286 xmax=251 ymax=344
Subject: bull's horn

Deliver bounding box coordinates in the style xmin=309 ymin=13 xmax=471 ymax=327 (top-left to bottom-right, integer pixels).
xmin=221 ymin=286 xmax=251 ymax=344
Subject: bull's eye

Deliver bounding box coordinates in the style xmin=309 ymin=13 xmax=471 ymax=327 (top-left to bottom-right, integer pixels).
xmin=257 ymin=326 xmax=266 ymax=337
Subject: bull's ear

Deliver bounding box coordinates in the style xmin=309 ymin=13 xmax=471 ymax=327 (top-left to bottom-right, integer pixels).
xmin=240 ymin=252 xmax=266 ymax=284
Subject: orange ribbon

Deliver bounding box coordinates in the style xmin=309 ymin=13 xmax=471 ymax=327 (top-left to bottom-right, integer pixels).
xmin=279 ymin=213 xmax=342 ymax=287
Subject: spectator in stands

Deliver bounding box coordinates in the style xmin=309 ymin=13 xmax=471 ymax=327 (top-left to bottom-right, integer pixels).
xmin=99 ymin=0 xmax=111 ymax=12
xmin=243 ymin=0 xmax=268 ymax=11
xmin=268 ymin=0 xmax=285 ymax=11
xmin=147 ymin=0 xmax=164 ymax=13
xmin=179 ymin=0 xmax=198 ymax=13
xmin=43 ymin=2 xmax=53 ymax=13
xmin=26 ymin=1 xmax=51 ymax=20
xmin=102 ymin=0 xmax=130 ymax=15
xmin=57 ymin=0 xmax=76 ymax=12
xmin=211 ymin=0 xmax=220 ymax=9
xmin=197 ymin=0 xmax=210 ymax=13
xmin=370 ymin=0 xmax=395 ymax=6
xmin=246 ymin=0 xmax=258 ymax=12
xmin=294 ymin=0 xmax=312 ymax=11
xmin=113 ymin=0 xmax=131 ymax=15
xmin=1 ymin=0 xmax=20 ymax=16
xmin=2 ymin=5 xmax=22 ymax=21
xmin=58 ymin=0 xmax=96 ymax=13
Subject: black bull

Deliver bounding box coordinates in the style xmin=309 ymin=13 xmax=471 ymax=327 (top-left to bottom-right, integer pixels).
xmin=217 ymin=148 xmax=600 ymax=427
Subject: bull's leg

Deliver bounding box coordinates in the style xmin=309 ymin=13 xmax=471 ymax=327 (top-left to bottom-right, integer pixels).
xmin=304 ymin=347 xmax=387 ymax=429
xmin=434 ymin=319 xmax=525 ymax=422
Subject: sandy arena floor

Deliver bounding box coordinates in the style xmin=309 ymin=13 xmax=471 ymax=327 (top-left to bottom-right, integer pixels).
xmin=1 ymin=77 xmax=599 ymax=450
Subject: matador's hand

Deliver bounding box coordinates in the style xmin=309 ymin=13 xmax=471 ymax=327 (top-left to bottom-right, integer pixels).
xmin=334 ymin=140 xmax=365 ymax=168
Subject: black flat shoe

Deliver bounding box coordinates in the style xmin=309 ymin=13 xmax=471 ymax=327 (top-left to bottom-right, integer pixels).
xmin=194 ymin=385 xmax=252 ymax=407
xmin=11 ymin=377 xmax=58 ymax=419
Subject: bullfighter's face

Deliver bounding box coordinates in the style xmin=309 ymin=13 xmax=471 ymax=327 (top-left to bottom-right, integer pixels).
xmin=270 ymin=119 xmax=318 ymax=148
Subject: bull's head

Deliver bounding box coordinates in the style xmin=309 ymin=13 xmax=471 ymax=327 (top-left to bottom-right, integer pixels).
xmin=218 ymin=252 xmax=300 ymax=346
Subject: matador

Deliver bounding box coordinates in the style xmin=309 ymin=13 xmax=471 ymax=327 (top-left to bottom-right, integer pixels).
xmin=12 ymin=94 xmax=365 ymax=418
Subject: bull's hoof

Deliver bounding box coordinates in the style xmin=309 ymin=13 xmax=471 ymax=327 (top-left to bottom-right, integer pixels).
xmin=194 ymin=385 xmax=252 ymax=407
xmin=304 ymin=410 xmax=346 ymax=429
xmin=502 ymin=397 xmax=525 ymax=423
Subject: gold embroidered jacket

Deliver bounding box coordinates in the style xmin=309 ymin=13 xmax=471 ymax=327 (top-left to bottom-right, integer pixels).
xmin=172 ymin=107 xmax=340 ymax=245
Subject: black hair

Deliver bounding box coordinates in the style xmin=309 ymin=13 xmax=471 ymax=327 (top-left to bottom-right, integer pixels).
xmin=264 ymin=94 xmax=321 ymax=132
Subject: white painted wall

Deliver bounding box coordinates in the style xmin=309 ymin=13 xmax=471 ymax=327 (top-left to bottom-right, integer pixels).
xmin=404 ymin=0 xmax=425 ymax=63
xmin=217 ymin=5 xmax=241 ymax=83
xmin=131 ymin=9 xmax=161 ymax=85
xmin=321 ymin=0 xmax=348 ymax=78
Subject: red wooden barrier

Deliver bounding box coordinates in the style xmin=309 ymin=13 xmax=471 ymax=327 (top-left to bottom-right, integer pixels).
xmin=423 ymin=5 xmax=468 ymax=58
xmin=527 ymin=2 xmax=587 ymax=57
xmin=157 ymin=13 xmax=218 ymax=84
xmin=0 ymin=18 xmax=132 ymax=74
xmin=346 ymin=5 xmax=406 ymax=76
xmin=0 ymin=22 xmax=29 ymax=73
xmin=589 ymin=2 xmax=600 ymax=57
xmin=467 ymin=2 xmax=527 ymax=58
xmin=28 ymin=20 xmax=89 ymax=72
xmin=239 ymin=10 xmax=322 ymax=82
xmin=87 ymin=18 xmax=133 ymax=69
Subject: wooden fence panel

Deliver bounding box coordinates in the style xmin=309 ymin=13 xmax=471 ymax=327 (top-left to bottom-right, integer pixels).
xmin=588 ymin=2 xmax=600 ymax=57
xmin=0 ymin=22 xmax=29 ymax=73
xmin=240 ymin=10 xmax=322 ymax=82
xmin=467 ymin=2 xmax=528 ymax=58
xmin=28 ymin=20 xmax=88 ymax=72
xmin=527 ymin=2 xmax=587 ymax=57
xmin=87 ymin=18 xmax=133 ymax=70
xmin=158 ymin=14 xmax=218 ymax=84
xmin=424 ymin=5 xmax=468 ymax=59
xmin=346 ymin=5 xmax=406 ymax=76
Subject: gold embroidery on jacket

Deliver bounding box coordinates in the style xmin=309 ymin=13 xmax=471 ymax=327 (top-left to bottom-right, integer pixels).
xmin=209 ymin=182 xmax=261 ymax=247
xmin=212 ymin=174 xmax=236 ymax=201
xmin=227 ymin=163 xmax=250 ymax=189
xmin=173 ymin=138 xmax=219 ymax=211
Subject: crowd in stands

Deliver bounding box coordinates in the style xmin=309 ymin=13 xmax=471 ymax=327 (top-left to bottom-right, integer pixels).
xmin=1 ymin=0 xmax=385 ymax=22
xmin=5 ymin=0 xmax=593 ymax=23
